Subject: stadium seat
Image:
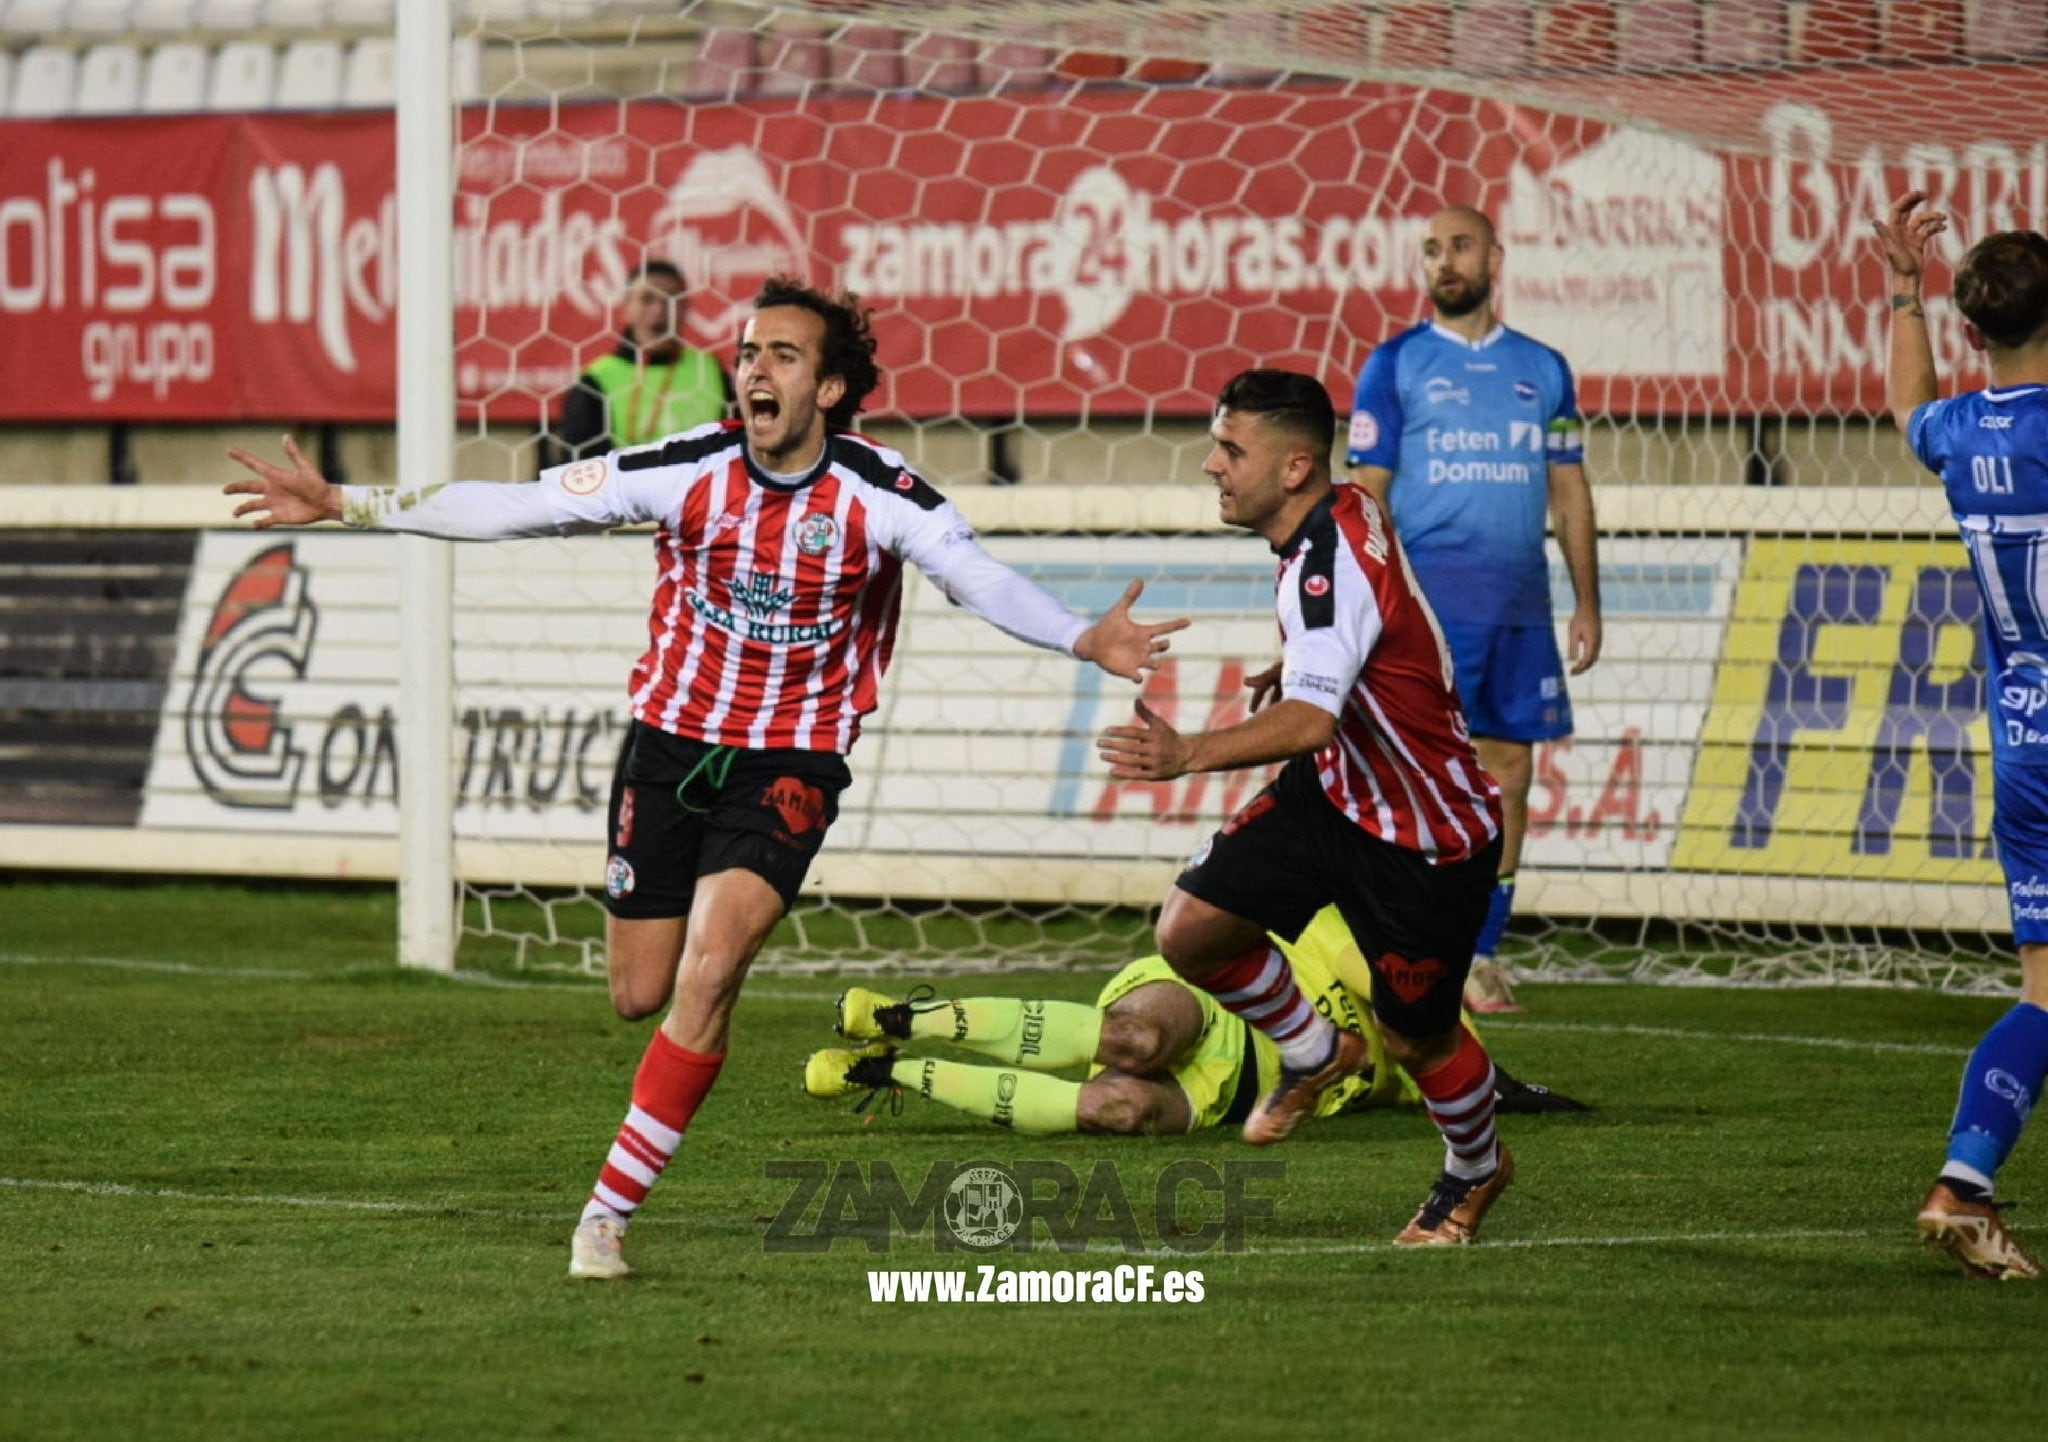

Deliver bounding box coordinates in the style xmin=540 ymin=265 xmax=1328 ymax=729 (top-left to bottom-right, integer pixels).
xmin=1967 ymin=0 xmax=2048 ymax=57
xmin=683 ymin=28 xmax=754 ymax=97
xmin=277 ymin=38 xmax=345 ymax=107
xmin=8 ymin=45 xmax=75 ymax=116
xmin=1882 ymin=0 xmax=1965 ymax=58
xmin=902 ymin=33 xmax=976 ymax=91
xmin=131 ymin=0 xmax=200 ymax=33
xmin=328 ymin=0 xmax=394 ymax=28
xmin=1 ymin=0 xmax=68 ymax=36
xmin=1535 ymin=1 xmax=1620 ymax=70
xmin=1455 ymin=2 xmax=1536 ymax=74
xmin=981 ymin=42 xmax=1056 ymax=92
xmin=1378 ymin=2 xmax=1454 ymax=69
xmin=141 ymin=41 xmax=209 ymax=112
xmin=1792 ymin=0 xmax=1880 ymax=64
xmin=69 ymin=0 xmax=135 ymax=32
xmin=341 ymin=35 xmax=392 ymax=105
xmin=74 ymin=43 xmax=145 ymax=114
xmin=1702 ymin=0 xmax=1787 ymax=65
xmin=208 ymin=41 xmax=277 ymax=110
xmin=1615 ymin=0 xmax=1701 ymax=68
xmin=463 ymin=0 xmax=533 ymax=21
xmin=262 ymin=0 xmax=330 ymax=27
xmin=756 ymin=24 xmax=829 ymax=97
xmin=196 ymin=0 xmax=264 ymax=29
xmin=832 ymin=25 xmax=904 ymax=90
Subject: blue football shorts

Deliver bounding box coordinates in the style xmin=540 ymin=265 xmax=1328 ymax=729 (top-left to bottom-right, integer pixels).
xmin=1994 ymin=763 xmax=2048 ymax=946
xmin=1438 ymin=620 xmax=1574 ymax=743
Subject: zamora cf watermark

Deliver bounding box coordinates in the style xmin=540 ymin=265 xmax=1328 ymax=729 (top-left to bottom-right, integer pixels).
xmin=762 ymin=1158 xmax=1282 ymax=1255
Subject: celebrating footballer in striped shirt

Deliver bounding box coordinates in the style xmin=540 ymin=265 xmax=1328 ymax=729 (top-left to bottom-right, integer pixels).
xmin=1097 ymin=367 xmax=1515 ymax=1247
xmin=226 ymin=276 xmax=1187 ymax=1281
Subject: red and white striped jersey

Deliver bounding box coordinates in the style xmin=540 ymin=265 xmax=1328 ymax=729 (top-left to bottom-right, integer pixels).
xmin=534 ymin=422 xmax=1085 ymax=753
xmin=1275 ymin=486 xmax=1502 ymax=861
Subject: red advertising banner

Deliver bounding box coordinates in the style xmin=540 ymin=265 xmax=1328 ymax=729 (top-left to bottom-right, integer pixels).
xmin=2 ymin=78 xmax=2044 ymax=423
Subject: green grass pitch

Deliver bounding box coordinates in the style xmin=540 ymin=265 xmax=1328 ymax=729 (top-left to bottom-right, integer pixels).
xmin=3 ymin=877 xmax=2044 ymax=1440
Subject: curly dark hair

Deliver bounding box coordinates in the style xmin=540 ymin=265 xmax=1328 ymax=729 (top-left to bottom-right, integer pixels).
xmin=1957 ymin=231 xmax=2048 ymax=351
xmin=752 ymin=275 xmax=881 ymax=432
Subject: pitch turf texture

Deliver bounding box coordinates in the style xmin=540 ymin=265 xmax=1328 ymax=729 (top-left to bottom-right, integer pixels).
xmin=4 ymin=880 xmax=2044 ymax=1441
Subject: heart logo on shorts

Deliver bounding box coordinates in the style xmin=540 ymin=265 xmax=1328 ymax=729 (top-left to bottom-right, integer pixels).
xmin=1380 ymin=953 xmax=1444 ymax=1005
xmin=762 ymin=777 xmax=826 ymax=836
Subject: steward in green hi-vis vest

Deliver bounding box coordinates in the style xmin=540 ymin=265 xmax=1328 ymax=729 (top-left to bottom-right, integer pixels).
xmin=554 ymin=342 xmax=731 ymax=462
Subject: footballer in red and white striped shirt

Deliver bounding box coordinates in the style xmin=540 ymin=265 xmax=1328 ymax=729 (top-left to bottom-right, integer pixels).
xmin=1097 ymin=367 xmax=1515 ymax=1248
xmin=226 ymin=276 xmax=1187 ymax=1281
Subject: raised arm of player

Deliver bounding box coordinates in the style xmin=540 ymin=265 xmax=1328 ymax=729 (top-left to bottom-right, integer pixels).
xmin=1872 ymin=189 xmax=1951 ymax=432
xmin=226 ymin=436 xmax=679 ymax=539
xmin=894 ymin=496 xmax=1187 ymax=682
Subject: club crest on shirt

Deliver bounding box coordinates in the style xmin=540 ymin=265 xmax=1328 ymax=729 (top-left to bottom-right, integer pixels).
xmin=561 ymin=459 xmax=608 ymax=496
xmin=1514 ymin=380 xmax=1538 ymax=403
xmin=1348 ymin=411 xmax=1379 ymax=452
xmin=796 ymin=512 xmax=838 ymax=555
xmin=1304 ymin=574 xmax=1331 ymax=597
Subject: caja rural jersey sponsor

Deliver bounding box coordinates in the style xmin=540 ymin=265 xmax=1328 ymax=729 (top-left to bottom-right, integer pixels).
xmin=547 ymin=424 xmax=967 ymax=755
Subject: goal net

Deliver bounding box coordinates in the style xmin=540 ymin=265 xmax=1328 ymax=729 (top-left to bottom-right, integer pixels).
xmin=401 ymin=0 xmax=2047 ymax=987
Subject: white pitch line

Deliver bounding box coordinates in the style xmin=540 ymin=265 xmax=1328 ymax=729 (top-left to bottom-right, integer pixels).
xmin=0 ymin=953 xmax=1976 ymax=1053
xmin=1234 ymin=1226 xmax=1880 ymax=1258
xmin=0 ymin=1176 xmax=678 ymax=1228
xmin=0 ymin=1176 xmax=1890 ymax=1256
xmin=0 ymin=952 xmax=332 ymax=981
xmin=1482 ymin=1018 xmax=1969 ymax=1058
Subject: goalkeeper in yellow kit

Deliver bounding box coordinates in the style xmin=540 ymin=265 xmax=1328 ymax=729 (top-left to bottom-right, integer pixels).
xmin=804 ymin=907 xmax=1585 ymax=1134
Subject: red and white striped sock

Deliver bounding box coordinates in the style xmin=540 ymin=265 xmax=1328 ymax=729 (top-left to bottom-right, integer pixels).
xmin=580 ymin=1029 xmax=725 ymax=1228
xmin=1413 ymin=1027 xmax=1501 ymax=1180
xmin=1202 ymin=943 xmax=1337 ymax=1069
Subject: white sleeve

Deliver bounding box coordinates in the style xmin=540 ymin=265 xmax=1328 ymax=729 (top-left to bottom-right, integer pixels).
xmin=338 ymin=447 xmax=685 ymax=539
xmin=898 ymin=503 xmax=1088 ymax=656
xmin=1279 ymin=560 xmax=1378 ymax=717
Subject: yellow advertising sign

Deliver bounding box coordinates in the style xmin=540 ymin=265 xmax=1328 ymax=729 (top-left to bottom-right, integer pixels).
xmin=1675 ymin=537 xmax=1998 ymax=882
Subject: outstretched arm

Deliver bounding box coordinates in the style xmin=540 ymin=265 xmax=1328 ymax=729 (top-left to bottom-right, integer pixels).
xmin=1097 ymin=696 xmax=1335 ymax=781
xmin=1872 ymin=189 xmax=1950 ymax=432
xmin=914 ymin=532 xmax=1187 ymax=682
xmin=227 ymin=436 xmax=633 ymax=539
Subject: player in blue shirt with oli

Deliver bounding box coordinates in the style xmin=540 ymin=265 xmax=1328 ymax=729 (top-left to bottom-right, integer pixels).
xmin=1347 ymin=207 xmax=1602 ymax=1013
xmin=1876 ymin=189 xmax=2048 ymax=1281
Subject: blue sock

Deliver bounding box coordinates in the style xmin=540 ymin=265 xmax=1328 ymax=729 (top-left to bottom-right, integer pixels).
xmin=1943 ymin=1001 xmax=2048 ymax=1194
xmin=1473 ymin=874 xmax=1516 ymax=960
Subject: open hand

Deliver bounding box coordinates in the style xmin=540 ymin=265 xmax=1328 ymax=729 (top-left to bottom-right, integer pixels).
xmin=1073 ymin=579 xmax=1190 ymax=683
xmin=1096 ymin=698 xmax=1193 ymax=781
xmin=224 ymin=434 xmax=341 ymax=528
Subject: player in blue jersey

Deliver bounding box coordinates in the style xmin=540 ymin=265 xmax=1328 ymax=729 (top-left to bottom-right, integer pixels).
xmin=1876 ymin=189 xmax=2048 ymax=1281
xmin=1345 ymin=206 xmax=1602 ymax=1013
